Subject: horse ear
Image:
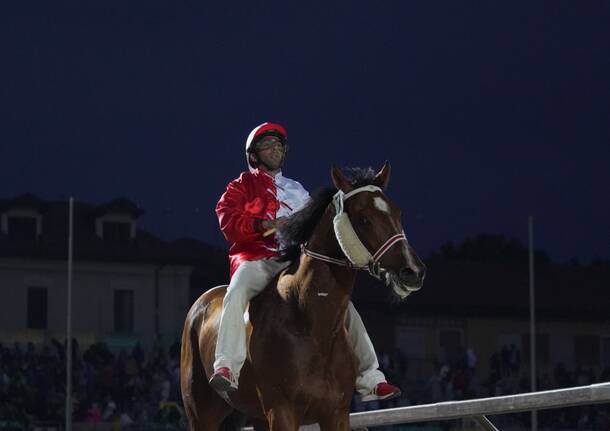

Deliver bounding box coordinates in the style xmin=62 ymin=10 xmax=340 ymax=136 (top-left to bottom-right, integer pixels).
xmin=374 ymin=161 xmax=391 ymax=189
xmin=331 ymin=166 xmax=353 ymax=192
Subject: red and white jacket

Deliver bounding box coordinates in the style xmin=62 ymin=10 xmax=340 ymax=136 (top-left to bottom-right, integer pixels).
xmin=216 ymin=169 xmax=310 ymax=278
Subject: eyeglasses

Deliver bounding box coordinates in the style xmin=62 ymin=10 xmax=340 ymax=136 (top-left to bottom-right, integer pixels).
xmin=256 ymin=140 xmax=285 ymax=152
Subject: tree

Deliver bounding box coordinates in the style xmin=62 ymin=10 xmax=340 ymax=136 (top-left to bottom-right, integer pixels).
xmin=435 ymin=234 xmax=550 ymax=265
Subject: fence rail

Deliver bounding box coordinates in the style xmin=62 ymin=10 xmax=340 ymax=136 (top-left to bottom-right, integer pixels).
xmin=241 ymin=382 xmax=610 ymax=430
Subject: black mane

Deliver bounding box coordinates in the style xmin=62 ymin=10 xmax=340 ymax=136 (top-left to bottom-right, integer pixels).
xmin=277 ymin=167 xmax=378 ymax=261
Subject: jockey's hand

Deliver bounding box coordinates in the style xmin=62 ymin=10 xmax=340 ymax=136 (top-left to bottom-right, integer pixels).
xmin=261 ymin=217 xmax=286 ymax=231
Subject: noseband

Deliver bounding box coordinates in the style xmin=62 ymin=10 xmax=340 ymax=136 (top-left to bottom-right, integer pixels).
xmin=302 ymin=185 xmax=407 ymax=280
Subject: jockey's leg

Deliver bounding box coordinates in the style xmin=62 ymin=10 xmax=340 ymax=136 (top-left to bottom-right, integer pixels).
xmin=214 ymin=258 xmax=289 ymax=381
xmin=344 ymin=301 xmax=387 ymax=394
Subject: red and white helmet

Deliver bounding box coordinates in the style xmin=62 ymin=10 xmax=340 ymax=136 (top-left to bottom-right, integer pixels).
xmin=245 ymin=122 xmax=288 ymax=170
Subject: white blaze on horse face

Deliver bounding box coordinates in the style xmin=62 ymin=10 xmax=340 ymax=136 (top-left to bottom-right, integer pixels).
xmin=373 ymin=197 xmax=390 ymax=214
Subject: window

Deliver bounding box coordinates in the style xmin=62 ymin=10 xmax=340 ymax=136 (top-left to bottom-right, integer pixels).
xmin=27 ymin=287 xmax=47 ymax=329
xmin=523 ymin=333 xmax=550 ymax=366
xmin=395 ymin=327 xmax=425 ymax=359
xmin=104 ymin=221 xmax=131 ymax=243
xmin=9 ymin=216 xmax=37 ymax=240
xmin=439 ymin=329 xmax=463 ymax=364
xmin=575 ymin=335 xmax=600 ymax=367
xmin=602 ymin=337 xmax=610 ymax=367
xmin=114 ymin=289 xmax=134 ymax=333
xmin=550 ymin=335 xmax=575 ymax=367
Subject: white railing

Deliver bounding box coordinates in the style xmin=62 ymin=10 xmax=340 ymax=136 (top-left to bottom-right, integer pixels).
xmin=241 ymin=382 xmax=610 ymax=430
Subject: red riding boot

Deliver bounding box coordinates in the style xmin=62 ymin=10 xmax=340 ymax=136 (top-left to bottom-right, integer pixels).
xmin=209 ymin=367 xmax=238 ymax=392
xmin=361 ymin=381 xmax=401 ymax=402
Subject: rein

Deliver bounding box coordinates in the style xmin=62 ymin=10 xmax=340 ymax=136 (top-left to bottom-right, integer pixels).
xmin=302 ymin=185 xmax=407 ymax=280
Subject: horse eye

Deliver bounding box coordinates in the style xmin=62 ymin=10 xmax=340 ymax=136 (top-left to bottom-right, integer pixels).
xmin=360 ymin=216 xmax=369 ymax=225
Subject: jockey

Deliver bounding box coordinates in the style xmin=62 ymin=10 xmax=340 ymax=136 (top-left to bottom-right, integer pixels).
xmin=210 ymin=122 xmax=401 ymax=402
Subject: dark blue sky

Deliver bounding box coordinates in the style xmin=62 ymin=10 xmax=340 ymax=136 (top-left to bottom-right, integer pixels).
xmin=2 ymin=1 xmax=609 ymax=262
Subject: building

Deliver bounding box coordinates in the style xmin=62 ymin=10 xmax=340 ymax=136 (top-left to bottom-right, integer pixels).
xmin=2 ymin=192 xmax=608 ymax=385
xmin=0 ymin=194 xmax=227 ymax=350
xmin=352 ymin=256 xmax=610 ymax=384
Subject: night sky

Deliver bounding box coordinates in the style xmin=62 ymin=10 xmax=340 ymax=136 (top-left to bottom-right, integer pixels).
xmin=2 ymin=1 xmax=609 ymax=262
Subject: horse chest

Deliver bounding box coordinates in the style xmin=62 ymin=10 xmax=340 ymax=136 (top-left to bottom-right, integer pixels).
xmin=251 ymin=330 xmax=357 ymax=404
xmin=249 ymin=291 xmax=357 ymax=415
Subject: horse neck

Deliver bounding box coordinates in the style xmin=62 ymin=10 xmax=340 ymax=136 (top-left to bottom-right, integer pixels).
xmin=292 ymin=209 xmax=357 ymax=336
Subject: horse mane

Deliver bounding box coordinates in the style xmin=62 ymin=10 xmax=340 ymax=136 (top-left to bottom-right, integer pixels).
xmin=277 ymin=167 xmax=378 ymax=261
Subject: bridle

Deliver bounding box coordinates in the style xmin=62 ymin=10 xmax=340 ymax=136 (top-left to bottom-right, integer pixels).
xmin=302 ymin=185 xmax=407 ymax=280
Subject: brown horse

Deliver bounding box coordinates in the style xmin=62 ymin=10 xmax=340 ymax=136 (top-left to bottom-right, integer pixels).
xmin=181 ymin=163 xmax=426 ymax=430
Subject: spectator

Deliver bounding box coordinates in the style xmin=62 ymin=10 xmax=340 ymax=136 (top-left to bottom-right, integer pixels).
xmin=102 ymin=398 xmax=117 ymax=421
xmin=466 ymin=347 xmax=477 ymax=377
xmin=85 ymin=402 xmax=102 ymax=423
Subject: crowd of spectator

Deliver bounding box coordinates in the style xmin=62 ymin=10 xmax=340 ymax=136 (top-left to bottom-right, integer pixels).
xmin=0 ymin=339 xmax=182 ymax=429
xmin=349 ymin=345 xmax=610 ymax=430
xmin=415 ymin=346 xmax=610 ymax=430
xmin=1 ymin=340 xmax=609 ymax=430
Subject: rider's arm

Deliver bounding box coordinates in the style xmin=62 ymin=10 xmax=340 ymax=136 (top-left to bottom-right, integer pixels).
xmin=293 ymin=182 xmax=311 ymax=212
xmin=215 ymin=179 xmax=264 ymax=243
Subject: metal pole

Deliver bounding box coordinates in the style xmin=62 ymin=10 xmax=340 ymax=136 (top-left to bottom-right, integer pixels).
xmin=239 ymin=383 xmax=610 ymax=430
xmin=473 ymin=415 xmax=500 ymax=431
xmin=528 ymin=215 xmax=537 ymax=431
xmin=65 ymin=197 xmax=74 ymax=431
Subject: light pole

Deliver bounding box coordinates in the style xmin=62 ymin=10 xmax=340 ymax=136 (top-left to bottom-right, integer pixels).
xmin=65 ymin=197 xmax=74 ymax=431
xmin=528 ymin=215 xmax=537 ymax=431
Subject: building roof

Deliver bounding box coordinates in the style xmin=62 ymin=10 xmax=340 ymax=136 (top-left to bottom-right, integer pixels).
xmin=92 ymin=197 xmax=145 ymax=218
xmin=0 ymin=193 xmax=47 ymax=212
xmin=0 ymin=195 xmax=223 ymax=266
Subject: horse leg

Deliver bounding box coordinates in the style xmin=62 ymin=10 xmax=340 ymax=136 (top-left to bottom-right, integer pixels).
xmin=250 ymin=418 xmax=270 ymax=431
xmin=318 ymin=412 xmax=351 ymax=431
xmin=182 ymin=371 xmax=233 ymax=430
xmin=265 ymin=405 xmax=299 ymax=431
xmin=182 ymin=328 xmax=233 ymax=430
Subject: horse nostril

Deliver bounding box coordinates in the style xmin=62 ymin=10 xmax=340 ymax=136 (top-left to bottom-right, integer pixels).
xmin=418 ymin=267 xmax=426 ymax=280
xmin=400 ymin=267 xmax=425 ymax=282
xmin=399 ymin=268 xmax=414 ymax=280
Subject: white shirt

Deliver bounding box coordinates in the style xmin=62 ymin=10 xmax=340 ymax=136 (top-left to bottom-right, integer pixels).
xmin=270 ymin=171 xmax=310 ymax=218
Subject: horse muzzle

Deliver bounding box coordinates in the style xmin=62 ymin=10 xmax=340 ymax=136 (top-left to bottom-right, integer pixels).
xmin=383 ymin=266 xmax=425 ymax=300
xmin=399 ymin=266 xmax=426 ymax=288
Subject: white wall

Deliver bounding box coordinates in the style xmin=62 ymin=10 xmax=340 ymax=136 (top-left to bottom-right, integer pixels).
xmin=0 ymin=259 xmax=192 ymax=349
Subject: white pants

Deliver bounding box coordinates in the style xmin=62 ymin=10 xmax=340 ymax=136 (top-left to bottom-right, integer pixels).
xmin=214 ymin=258 xmax=386 ymax=394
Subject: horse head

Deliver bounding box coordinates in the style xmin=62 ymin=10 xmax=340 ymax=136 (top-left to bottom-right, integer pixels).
xmin=329 ymin=162 xmax=426 ymax=299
